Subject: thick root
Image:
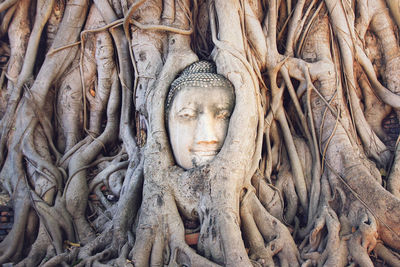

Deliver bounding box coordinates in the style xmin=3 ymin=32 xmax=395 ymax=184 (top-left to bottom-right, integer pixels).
xmin=131 ymin=192 xmax=217 ymax=266
xmin=301 ymin=206 xmax=347 ymax=266
xmin=374 ymin=242 xmax=400 ymax=266
xmin=241 ymin=191 xmax=300 ymax=267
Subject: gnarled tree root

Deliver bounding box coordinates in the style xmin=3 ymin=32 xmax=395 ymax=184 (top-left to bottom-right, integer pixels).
xmin=300 ymin=205 xmax=347 ymax=266
xmin=131 ymin=192 xmax=218 ymax=267
xmin=240 ymin=190 xmax=300 ymax=267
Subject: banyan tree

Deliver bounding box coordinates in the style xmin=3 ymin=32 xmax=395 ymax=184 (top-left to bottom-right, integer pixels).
xmin=1 ymin=0 xmax=400 ymax=266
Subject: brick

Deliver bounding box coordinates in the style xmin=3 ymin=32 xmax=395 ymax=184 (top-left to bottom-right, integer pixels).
xmin=0 ymin=223 xmax=13 ymax=230
xmin=0 ymin=206 xmax=10 ymax=212
xmin=0 ymin=217 xmax=8 ymax=223
xmin=185 ymin=232 xmax=199 ymax=245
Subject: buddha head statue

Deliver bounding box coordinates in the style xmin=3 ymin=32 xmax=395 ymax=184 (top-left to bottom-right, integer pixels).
xmin=166 ymin=61 xmax=235 ymax=169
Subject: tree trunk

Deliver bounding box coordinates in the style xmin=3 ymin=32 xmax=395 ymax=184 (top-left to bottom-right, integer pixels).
xmin=0 ymin=0 xmax=400 ymax=266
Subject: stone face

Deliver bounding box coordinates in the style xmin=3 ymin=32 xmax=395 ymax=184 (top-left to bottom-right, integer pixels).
xmin=167 ymin=85 xmax=234 ymax=169
xmin=166 ymin=61 xmax=235 ymax=170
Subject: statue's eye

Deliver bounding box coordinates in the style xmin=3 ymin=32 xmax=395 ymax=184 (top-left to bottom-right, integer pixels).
xmin=216 ymin=110 xmax=230 ymax=120
xmin=178 ymin=108 xmax=196 ymax=119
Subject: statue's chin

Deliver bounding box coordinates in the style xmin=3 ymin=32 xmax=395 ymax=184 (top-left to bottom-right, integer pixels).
xmin=191 ymin=153 xmax=216 ymax=168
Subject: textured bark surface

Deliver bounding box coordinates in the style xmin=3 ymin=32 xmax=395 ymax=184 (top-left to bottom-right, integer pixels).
xmin=0 ymin=0 xmax=400 ymax=266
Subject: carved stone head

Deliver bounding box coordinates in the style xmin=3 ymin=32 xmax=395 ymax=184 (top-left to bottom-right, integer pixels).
xmin=166 ymin=61 xmax=235 ymax=169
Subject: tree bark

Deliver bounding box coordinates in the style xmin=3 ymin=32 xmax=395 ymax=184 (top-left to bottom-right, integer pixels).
xmin=0 ymin=0 xmax=400 ymax=266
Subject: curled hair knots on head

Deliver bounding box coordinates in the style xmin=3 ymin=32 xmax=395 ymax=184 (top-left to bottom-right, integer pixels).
xmin=166 ymin=61 xmax=234 ymax=112
xmin=181 ymin=60 xmax=216 ymax=75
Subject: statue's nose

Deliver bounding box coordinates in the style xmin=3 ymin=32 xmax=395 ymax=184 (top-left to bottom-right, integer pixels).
xmin=194 ymin=113 xmax=218 ymax=145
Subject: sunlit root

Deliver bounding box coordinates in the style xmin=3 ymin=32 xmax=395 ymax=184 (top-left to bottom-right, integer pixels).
xmin=251 ymin=171 xmax=283 ymax=223
xmin=15 ymin=222 xmax=52 ymax=267
xmin=347 ymin=210 xmax=378 ymax=267
xmin=275 ymin=167 xmax=298 ymax=225
xmin=65 ymin=69 xmax=120 ymax=243
xmin=22 ymin=120 xmax=62 ymax=192
xmin=388 ymin=141 xmax=400 ymax=197
xmin=56 ymin=65 xmax=85 ymax=153
xmin=264 ymin=120 xmax=282 ymax=180
xmin=111 ymin=153 xmax=143 ymax=248
xmin=41 ymin=247 xmax=78 ymax=267
xmin=32 ymin=192 xmax=76 ymax=252
xmin=240 ymin=191 xmax=299 ymax=267
xmin=45 ymin=1 xmax=65 ymax=51
xmin=368 ymin=0 xmax=400 ymax=97
xmin=75 ymin=247 xmax=117 ymax=267
xmin=374 ymin=242 xmax=400 ymax=266
xmin=301 ymin=206 xmax=347 ymax=266
xmin=77 ymin=229 xmax=113 ymax=260
xmin=4 ymin=0 xmax=30 ymax=90
xmin=0 ymin=184 xmax=30 ymax=264
xmin=55 ymin=8 xmax=100 ymax=152
xmin=0 ymin=0 xmax=55 ymax=165
xmin=88 ymin=155 xmax=128 ymax=194
xmin=94 ymin=0 xmax=137 ymax=154
xmin=87 ymin=31 xmax=115 ymax=136
xmin=325 ymin=0 xmax=390 ymax=168
xmin=359 ymin=74 xmax=391 ymax=143
xmin=131 ymin=192 xmax=217 ymax=267
xmin=130 ymin=0 xmax=165 ymax=120
xmin=0 ymin=0 xmax=30 ymax=164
